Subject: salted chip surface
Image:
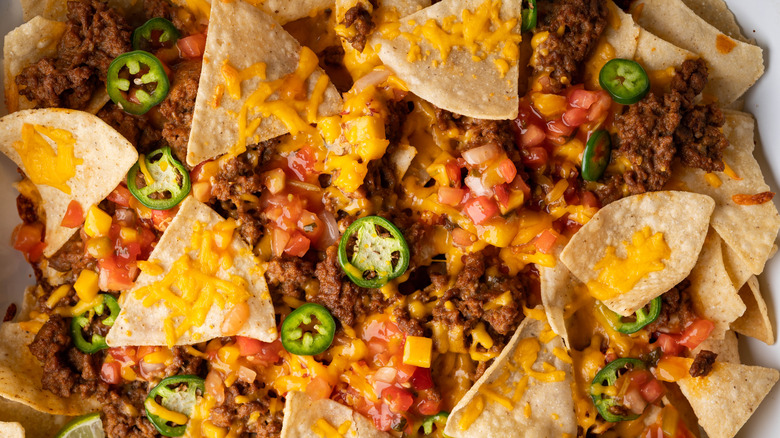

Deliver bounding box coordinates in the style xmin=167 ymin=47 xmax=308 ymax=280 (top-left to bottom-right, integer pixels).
xmin=560 ymin=191 xmax=714 ymax=316
xmin=444 ymin=313 xmax=576 ymax=438
xmin=539 ymin=249 xmax=578 ymax=348
xmin=677 ymin=361 xmax=779 ymax=438
xmin=371 ymin=0 xmax=522 ymax=119
xmin=633 ymin=0 xmax=763 ymax=104
xmin=107 ymin=197 xmax=277 ymax=347
xmin=186 ymin=0 xmax=342 ymax=166
xmin=0 ymin=109 xmax=138 ymax=257
xmin=281 ymin=391 xmax=392 ymax=438
xmin=731 ymin=276 xmax=775 ymax=345
xmin=669 ymin=110 xmax=780 ymax=276
xmin=247 ymin=0 xmax=335 ymax=24
xmin=693 ymin=330 xmax=740 ymax=364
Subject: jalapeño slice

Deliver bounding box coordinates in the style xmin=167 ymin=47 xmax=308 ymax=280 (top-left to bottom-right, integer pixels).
xmin=521 ymin=0 xmax=537 ymax=32
xmin=601 ymin=297 xmax=662 ymax=334
xmin=581 ymin=129 xmax=612 ymax=181
xmin=132 ymin=17 xmax=181 ymax=51
xmin=71 ymin=294 xmax=120 ymax=354
xmin=338 ymin=216 xmax=410 ymax=288
xmin=127 ymin=147 xmax=191 ymax=210
xmin=599 ymin=58 xmax=650 ymax=105
xmin=590 ymin=358 xmax=647 ymax=422
xmin=421 ymin=411 xmax=449 ymax=435
xmin=107 ymin=50 xmax=170 ymax=115
xmin=145 ymin=375 xmax=205 ymax=437
xmin=281 ymin=303 xmax=336 ymax=356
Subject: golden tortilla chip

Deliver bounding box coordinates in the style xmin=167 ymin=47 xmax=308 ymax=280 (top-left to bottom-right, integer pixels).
xmin=186 ymin=0 xmax=342 ymax=166
xmin=0 ymin=397 xmax=70 ymax=438
xmin=247 ymin=0 xmax=335 ymax=24
xmin=560 ymin=191 xmax=714 ymax=316
xmin=731 ymin=276 xmax=775 ymax=345
xmin=444 ymin=314 xmax=577 ymax=437
xmin=668 ymin=110 xmax=780 ymax=276
xmin=679 ymin=0 xmax=748 ymax=42
xmin=0 ymin=109 xmax=138 ymax=257
xmin=0 ymin=323 xmax=100 ymax=416
xmin=721 ymin=237 xmax=752 ymax=291
xmin=693 ymin=330 xmax=739 ymax=364
xmin=686 ymin=229 xmax=745 ymax=339
xmin=371 ymin=0 xmax=523 ymax=119
xmin=634 ymin=28 xmax=694 ymax=72
xmin=677 ymin=362 xmax=779 ymax=438
xmin=632 ymin=0 xmax=763 ymax=105
xmin=20 ymin=0 xmax=144 ymax=22
xmin=602 ymin=2 xmax=640 ymax=59
xmin=107 ymin=197 xmax=277 ymax=347
xmin=280 ymin=391 xmax=391 ymax=438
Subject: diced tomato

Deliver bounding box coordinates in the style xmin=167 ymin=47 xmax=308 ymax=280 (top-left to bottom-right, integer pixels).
xmin=137 ymin=346 xmax=157 ymax=359
xmin=151 ymin=208 xmax=177 ymax=231
xmin=394 ymin=362 xmax=417 ymax=384
xmin=242 ymin=337 xmax=283 ymax=363
xmin=464 ymin=196 xmax=499 ymax=225
xmin=640 ymin=378 xmax=666 ymax=403
xmin=654 ymin=333 xmax=684 ymax=356
xmin=581 ymin=190 xmax=600 ymax=209
xmin=98 ymin=255 xmax=136 ymax=291
xmin=298 ymin=210 xmax=324 ymax=242
xmin=61 ymin=200 xmax=84 ymax=228
xmin=497 ymin=159 xmax=517 ymax=184
xmin=452 ymin=228 xmax=475 ymax=247
xmin=115 ymin=238 xmax=142 ymax=262
xmin=510 ymin=176 xmax=532 ymax=200
xmin=108 ymin=185 xmax=133 ymax=207
xmin=306 ymin=376 xmax=334 ymax=400
xmin=177 ymin=33 xmax=207 ymax=58
xmin=547 ymin=118 xmax=574 ymax=138
xmin=12 ymin=223 xmax=46 ymax=262
xmin=287 ymin=146 xmax=317 ymax=181
xmin=438 ymin=186 xmax=467 ymax=206
xmin=284 ymin=232 xmax=311 ymax=257
xmin=677 ymin=319 xmax=715 ymax=350
xmin=568 ymin=88 xmax=600 ymax=109
xmin=587 ymin=90 xmax=613 ymax=122
xmin=108 ymin=346 xmax=138 ymax=364
xmin=445 ymin=161 xmax=462 ymax=186
xmin=522 ymin=146 xmax=549 ymax=170
xmin=409 ymin=366 xmax=433 ymax=391
xmin=416 ymin=396 xmax=441 ymax=416
xmin=520 ymin=123 xmax=546 ymax=148
xmin=382 ymin=386 xmax=414 ymax=414
xmin=562 ymin=107 xmax=589 ymax=127
xmin=493 ymin=183 xmax=510 ymax=207
xmin=100 ymin=361 xmax=122 ymax=385
xmin=271 ymin=227 xmax=291 ymax=257
xmin=534 ymin=229 xmax=559 ymax=254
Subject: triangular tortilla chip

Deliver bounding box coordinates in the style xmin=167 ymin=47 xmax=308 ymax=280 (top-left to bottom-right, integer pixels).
xmin=0 ymin=422 xmax=24 ymax=438
xmin=669 ymin=110 xmax=780 ymax=276
xmin=679 ymin=0 xmax=748 ymax=43
xmin=247 ymin=0 xmax=335 ymax=24
xmin=677 ymin=362 xmax=779 ymax=438
xmin=281 ymin=391 xmax=391 ymax=438
xmin=560 ymin=191 xmax=714 ymax=316
xmin=539 ymin=249 xmax=578 ymax=348
xmin=721 ymin=237 xmax=752 ymax=291
xmin=632 ymin=0 xmax=763 ymax=105
xmin=602 ymin=2 xmax=640 ymax=60
xmin=693 ymin=330 xmax=740 ymax=364
xmin=0 ymin=397 xmax=70 ymax=438
xmin=371 ymin=0 xmax=522 ymax=119
xmin=731 ymin=276 xmax=775 ymax=345
xmin=186 ymin=0 xmax=342 ymax=166
xmin=444 ymin=315 xmax=576 ymax=437
xmin=20 ymin=0 xmax=144 ymax=22
xmin=107 ymin=197 xmax=277 ymax=347
xmin=686 ymin=229 xmax=745 ymax=339
xmin=634 ymin=28 xmax=695 ymax=72
xmin=0 ymin=109 xmax=138 ymax=257
xmin=0 ymin=323 xmax=100 ymax=416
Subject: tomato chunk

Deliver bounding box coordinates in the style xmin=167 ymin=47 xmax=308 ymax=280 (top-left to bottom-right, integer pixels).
xmin=677 ymin=319 xmax=715 ymax=350
xmin=464 ymin=196 xmax=499 ymax=225
xmin=382 ymin=386 xmax=414 ymax=414
xmin=100 ymin=361 xmax=122 ymax=385
xmin=61 ymin=200 xmax=84 ymax=228
xmin=177 ymin=33 xmax=207 ymax=58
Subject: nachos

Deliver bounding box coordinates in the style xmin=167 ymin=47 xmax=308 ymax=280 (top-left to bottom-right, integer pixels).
xmin=0 ymin=0 xmax=778 ymax=437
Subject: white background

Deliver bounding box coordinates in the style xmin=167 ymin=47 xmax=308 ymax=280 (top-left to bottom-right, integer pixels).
xmin=0 ymin=0 xmax=777 ymax=436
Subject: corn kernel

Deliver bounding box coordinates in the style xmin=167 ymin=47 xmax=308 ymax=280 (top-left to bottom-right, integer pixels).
xmin=402 ymin=336 xmax=433 ymax=368
xmin=218 ymin=344 xmax=241 ymax=365
xmin=74 ymin=269 xmax=100 ymax=301
xmin=120 ymin=227 xmax=139 ymax=242
xmin=84 ymin=206 xmax=112 ymax=237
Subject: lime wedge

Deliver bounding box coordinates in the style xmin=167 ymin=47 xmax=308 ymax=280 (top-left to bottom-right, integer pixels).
xmin=54 ymin=413 xmax=105 ymax=438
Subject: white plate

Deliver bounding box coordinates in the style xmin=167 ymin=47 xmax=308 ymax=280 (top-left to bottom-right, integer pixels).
xmin=0 ymin=1 xmax=777 ymax=436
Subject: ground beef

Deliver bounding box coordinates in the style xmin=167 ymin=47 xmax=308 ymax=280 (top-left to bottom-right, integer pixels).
xmin=97 ymin=103 xmax=162 ymax=152
xmin=689 ymin=350 xmax=718 ymax=378
xmin=16 ymin=194 xmax=38 ymax=224
xmin=28 ymin=314 xmax=106 ymax=399
xmin=340 ymin=3 xmax=375 ymax=52
xmin=318 ymin=45 xmax=353 ymax=93
xmin=313 ymin=245 xmax=389 ymax=326
xmin=435 ymin=109 xmax=516 ymax=154
xmin=594 ymin=174 xmax=623 ymax=206
xmin=265 ymin=256 xmax=315 ymax=301
xmin=393 ymin=306 xmax=424 ymax=336
xmin=47 ymin=233 xmax=97 ymax=274
xmin=209 ymin=381 xmax=283 ymax=438
xmin=675 ymin=103 xmax=728 ymax=172
xmin=159 ymin=59 xmax=202 ymax=165
xmin=534 ymin=0 xmax=608 ymax=93
xmin=143 ymin=0 xmax=202 ymax=36
xmin=645 ymin=280 xmax=698 ymax=335
xmin=385 ymin=99 xmax=412 ymax=146
xmin=4 ymin=304 xmax=17 ymax=323
xmin=101 ymin=381 xmax=157 ymax=438
xmin=164 ymin=346 xmax=207 ymax=377
xmin=15 ymin=0 xmax=132 ymax=109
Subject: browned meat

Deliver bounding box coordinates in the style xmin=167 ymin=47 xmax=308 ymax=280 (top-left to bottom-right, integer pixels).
xmin=393 ymin=306 xmax=424 ymax=336
xmin=340 ymin=3 xmax=375 ymax=52
xmin=164 ymin=346 xmax=207 ymax=377
xmin=28 ymin=314 xmax=106 ymax=398
xmin=16 ymin=194 xmax=38 ymax=224
xmin=385 ymin=99 xmax=411 ymax=146
xmin=16 ymin=0 xmax=132 ymax=109
xmin=47 ymin=233 xmax=97 ymax=274
xmin=143 ymin=0 xmax=202 ymax=36
xmin=159 ymin=59 xmax=202 ymax=165
xmin=645 ymin=280 xmax=698 ymax=335
xmin=313 ymin=245 xmax=389 ymax=326
xmin=594 ymin=174 xmax=623 ymax=206
xmin=318 ymin=45 xmax=353 ymax=93
xmin=534 ymin=0 xmax=608 ymax=93
xmin=97 ymin=103 xmax=162 ymax=152
xmin=689 ymin=350 xmax=718 ymax=378
xmin=3 ymin=304 xmax=17 ymax=323
xmin=265 ymin=256 xmax=315 ymax=300
xmin=435 ymin=109 xmax=517 ymax=154
xmin=209 ymin=381 xmax=283 ymax=438
xmin=676 ymin=103 xmax=728 ymax=172
xmin=101 ymin=381 xmax=157 ymax=438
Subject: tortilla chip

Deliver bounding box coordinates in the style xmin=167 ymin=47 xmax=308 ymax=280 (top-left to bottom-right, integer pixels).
xmin=539 ymin=250 xmax=578 ymax=348
xmin=371 ymin=0 xmax=522 ymax=120
xmin=693 ymin=330 xmax=740 ymax=364
xmin=686 ymin=229 xmax=745 ymax=339
xmin=560 ymin=191 xmax=714 ymax=316
xmin=0 ymin=323 xmax=100 ymax=415
xmin=634 ymin=28 xmax=695 ymax=72
xmin=186 ymin=0 xmax=342 ymax=166
xmin=0 ymin=397 xmax=70 ymax=438
xmin=669 ymin=111 xmax=780 ymax=276
xmin=444 ymin=315 xmax=577 ymax=437
xmin=0 ymin=422 xmax=24 ymax=438
xmin=632 ymin=0 xmax=763 ymax=105
xmin=107 ymin=197 xmax=277 ymax=347
xmin=679 ymin=0 xmax=748 ymax=42
xmin=281 ymin=392 xmax=391 ymax=438
xmin=0 ymin=109 xmax=138 ymax=257
xmin=660 ymin=383 xmax=701 ymax=438
xmin=247 ymin=0 xmax=335 ymax=24
xmin=20 ymin=0 xmax=145 ymax=22
xmin=677 ymin=362 xmax=779 ymax=438
xmin=721 ymin=237 xmax=752 ymax=291
xmin=731 ymin=276 xmax=775 ymax=345
xmin=602 ymin=2 xmax=640 ymax=59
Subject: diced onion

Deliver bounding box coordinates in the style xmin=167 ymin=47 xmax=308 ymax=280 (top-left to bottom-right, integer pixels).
xmin=375 ymin=367 xmax=397 ymax=383
xmin=237 ymin=366 xmax=257 ymax=383
xmin=352 ymin=69 xmax=392 ymax=94
xmin=461 ymin=143 xmax=500 ymax=166
xmin=205 ymin=370 xmax=225 ymax=404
